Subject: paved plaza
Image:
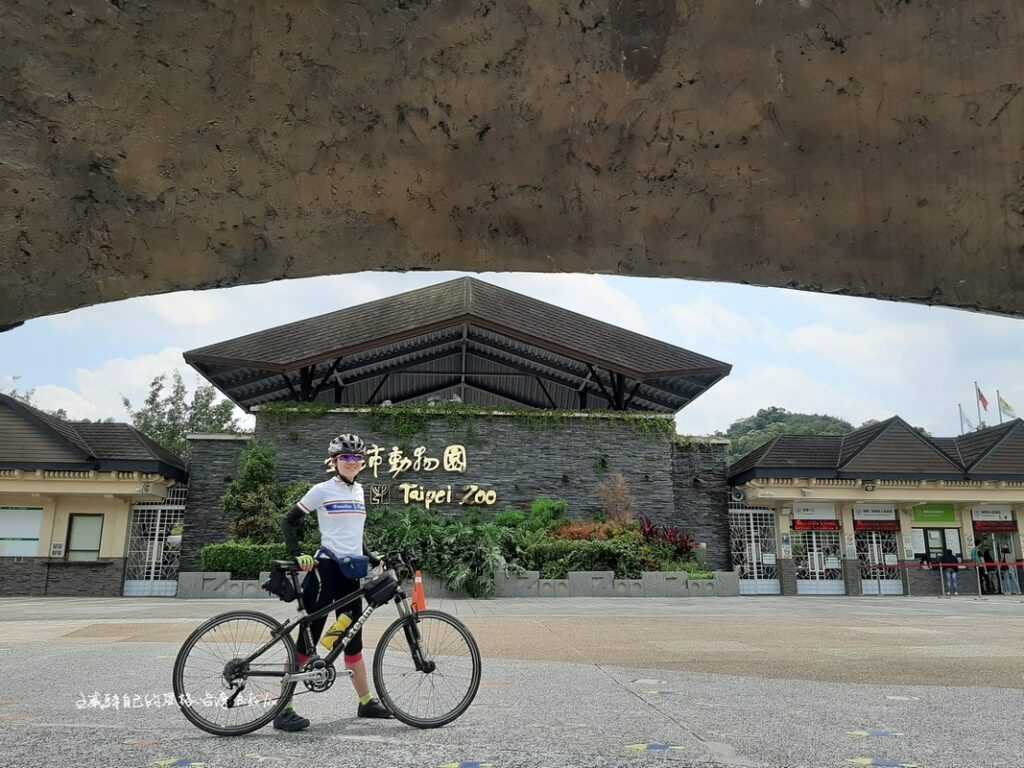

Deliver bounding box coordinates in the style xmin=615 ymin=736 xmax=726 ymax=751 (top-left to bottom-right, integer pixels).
xmin=1 ymin=595 xmax=1022 ymax=768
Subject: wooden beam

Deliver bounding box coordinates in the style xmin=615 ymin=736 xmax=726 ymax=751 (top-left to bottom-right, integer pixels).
xmin=535 ymin=376 xmax=558 ymax=408
xmin=281 ymin=373 xmax=299 ymax=400
xmin=586 ymin=364 xmax=615 ymax=406
xmin=366 ymin=373 xmax=390 ymax=405
xmin=310 ymin=357 xmax=343 ymax=401
xmin=623 ymin=380 xmax=642 ymax=409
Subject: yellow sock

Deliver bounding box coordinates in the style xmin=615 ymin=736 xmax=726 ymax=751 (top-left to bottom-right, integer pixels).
xmin=359 ymin=692 xmax=373 ymax=705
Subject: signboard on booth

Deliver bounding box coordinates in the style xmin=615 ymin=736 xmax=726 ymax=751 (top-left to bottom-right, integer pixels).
xmin=793 ymin=519 xmax=841 ymax=531
xmin=854 ymin=504 xmax=896 ymax=521
xmin=972 ymin=507 xmax=1012 ymax=522
xmin=793 ymin=503 xmax=837 ymax=520
xmin=912 ymin=504 xmax=956 ymax=525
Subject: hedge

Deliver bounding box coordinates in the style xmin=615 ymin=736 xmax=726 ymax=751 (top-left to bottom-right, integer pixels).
xmin=200 ymin=542 xmax=289 ymax=579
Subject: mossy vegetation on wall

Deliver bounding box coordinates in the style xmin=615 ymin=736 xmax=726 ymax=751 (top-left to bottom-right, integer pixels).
xmin=258 ymin=402 xmax=678 ymax=441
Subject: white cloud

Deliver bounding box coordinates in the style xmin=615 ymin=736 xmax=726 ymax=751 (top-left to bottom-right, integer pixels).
xmin=146 ymin=292 xmax=227 ymax=328
xmin=28 ymin=348 xmax=250 ymax=429
xmin=484 ymin=273 xmax=652 ymax=336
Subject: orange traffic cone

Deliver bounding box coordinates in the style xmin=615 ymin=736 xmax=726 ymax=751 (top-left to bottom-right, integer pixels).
xmin=411 ymin=570 xmax=427 ymax=613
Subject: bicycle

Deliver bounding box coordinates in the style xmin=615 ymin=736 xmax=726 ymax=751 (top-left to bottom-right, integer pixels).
xmin=172 ymin=554 xmax=481 ymax=736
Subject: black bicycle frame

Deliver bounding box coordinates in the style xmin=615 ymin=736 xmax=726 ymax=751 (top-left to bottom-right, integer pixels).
xmin=239 ymin=571 xmax=419 ymax=679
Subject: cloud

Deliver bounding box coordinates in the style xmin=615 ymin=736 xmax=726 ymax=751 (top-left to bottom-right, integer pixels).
xmin=484 ymin=273 xmax=653 ymax=336
xmin=28 ymin=348 xmax=252 ymax=429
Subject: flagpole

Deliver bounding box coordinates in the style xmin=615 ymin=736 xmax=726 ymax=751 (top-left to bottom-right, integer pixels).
xmin=997 ymin=390 xmax=1004 ymax=424
xmin=958 ymin=403 xmax=965 ymax=435
xmin=975 ymin=381 xmax=983 ymax=427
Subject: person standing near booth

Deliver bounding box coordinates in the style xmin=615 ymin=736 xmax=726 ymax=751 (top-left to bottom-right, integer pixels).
xmin=999 ymin=546 xmax=1021 ymax=595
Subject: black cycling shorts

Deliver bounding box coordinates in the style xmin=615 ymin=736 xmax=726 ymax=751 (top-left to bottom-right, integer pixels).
xmin=298 ymin=557 xmax=363 ymax=657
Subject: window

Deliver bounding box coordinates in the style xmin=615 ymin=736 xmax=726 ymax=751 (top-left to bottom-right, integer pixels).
xmin=66 ymin=515 xmax=104 ymax=561
xmin=0 ymin=507 xmax=43 ymax=556
xmin=911 ymin=527 xmax=961 ymax=561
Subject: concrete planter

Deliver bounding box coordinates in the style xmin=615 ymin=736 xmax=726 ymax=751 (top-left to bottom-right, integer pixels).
xmin=176 ymin=568 xmax=740 ymax=599
xmin=495 ymin=569 xmax=739 ymax=597
xmin=177 ymin=571 xmax=272 ymax=599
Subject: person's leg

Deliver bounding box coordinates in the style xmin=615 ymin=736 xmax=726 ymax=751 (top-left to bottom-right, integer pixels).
xmin=296 ymin=566 xmax=335 ymax=662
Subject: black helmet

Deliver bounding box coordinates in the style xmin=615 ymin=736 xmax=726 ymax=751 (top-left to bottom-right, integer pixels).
xmin=327 ymin=433 xmax=366 ymax=457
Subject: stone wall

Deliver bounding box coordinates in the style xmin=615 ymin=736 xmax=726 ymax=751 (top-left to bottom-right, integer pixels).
xmin=180 ymin=435 xmax=254 ymax=572
xmin=0 ymin=557 xmax=125 ymax=597
xmin=255 ymin=410 xmax=679 ymax=520
xmin=180 ymin=409 xmax=731 ymax=567
xmin=670 ymin=441 xmax=730 ymax=570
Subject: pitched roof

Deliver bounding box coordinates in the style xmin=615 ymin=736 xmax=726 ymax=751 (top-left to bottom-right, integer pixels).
xmin=184 ymin=277 xmax=732 ymax=413
xmin=839 ymin=418 xmax=962 ymax=474
xmin=186 ymin=277 xmax=728 ymax=376
xmin=728 ymin=416 xmax=1024 ymax=482
xmin=0 ymin=394 xmax=186 ymax=478
xmin=837 ymin=419 xmax=891 ymax=466
xmin=967 ymin=420 xmax=1024 ymax=475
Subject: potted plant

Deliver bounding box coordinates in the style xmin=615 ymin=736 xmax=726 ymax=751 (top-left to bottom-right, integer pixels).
xmin=166 ymin=523 xmax=184 ymax=548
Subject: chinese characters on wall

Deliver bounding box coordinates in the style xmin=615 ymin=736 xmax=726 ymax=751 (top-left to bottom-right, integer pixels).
xmin=364 ymin=443 xmax=495 ymax=510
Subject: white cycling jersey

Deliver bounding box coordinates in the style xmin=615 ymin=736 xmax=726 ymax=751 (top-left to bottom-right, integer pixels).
xmin=297 ymin=476 xmax=366 ymax=559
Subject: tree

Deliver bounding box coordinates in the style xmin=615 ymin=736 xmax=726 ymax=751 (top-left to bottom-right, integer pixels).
xmin=122 ymin=370 xmax=242 ymax=460
xmin=719 ymin=407 xmax=854 ymax=464
xmin=223 ymin=441 xmax=313 ymax=546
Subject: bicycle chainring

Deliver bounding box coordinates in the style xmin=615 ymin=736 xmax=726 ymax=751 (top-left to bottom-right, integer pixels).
xmin=303 ymin=658 xmax=336 ymax=693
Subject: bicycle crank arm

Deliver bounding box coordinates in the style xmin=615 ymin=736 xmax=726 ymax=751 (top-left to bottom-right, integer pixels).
xmin=282 ymin=669 xmax=353 ymax=684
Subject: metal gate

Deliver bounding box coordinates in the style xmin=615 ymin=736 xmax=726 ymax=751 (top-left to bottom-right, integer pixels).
xmin=793 ymin=530 xmax=845 ymax=595
xmin=729 ymin=504 xmax=781 ymax=595
xmin=123 ymin=485 xmax=186 ymax=597
xmin=856 ymin=531 xmax=902 ymax=595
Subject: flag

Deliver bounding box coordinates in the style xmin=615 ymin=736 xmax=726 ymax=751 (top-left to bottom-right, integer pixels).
xmin=964 ymin=412 xmax=975 ymax=430
xmin=976 ymin=384 xmax=990 ymax=411
xmin=999 ymin=393 xmax=1016 ymax=418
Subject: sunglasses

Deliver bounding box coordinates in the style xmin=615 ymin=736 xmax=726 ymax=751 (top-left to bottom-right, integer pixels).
xmin=336 ymin=454 xmax=364 ymax=463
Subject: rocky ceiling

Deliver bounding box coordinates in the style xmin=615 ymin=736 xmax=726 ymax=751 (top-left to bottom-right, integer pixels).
xmin=2 ymin=0 xmax=1023 ymax=331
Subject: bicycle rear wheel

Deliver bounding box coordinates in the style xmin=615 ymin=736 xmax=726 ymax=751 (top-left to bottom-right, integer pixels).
xmin=372 ymin=609 xmax=481 ymax=728
xmin=172 ymin=610 xmax=297 ymax=736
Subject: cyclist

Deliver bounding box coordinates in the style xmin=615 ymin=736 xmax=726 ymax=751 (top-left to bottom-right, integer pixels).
xmin=274 ymin=433 xmax=392 ymax=732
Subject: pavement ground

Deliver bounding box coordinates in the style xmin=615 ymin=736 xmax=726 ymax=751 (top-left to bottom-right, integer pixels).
xmin=0 ymin=595 xmax=1022 ymax=768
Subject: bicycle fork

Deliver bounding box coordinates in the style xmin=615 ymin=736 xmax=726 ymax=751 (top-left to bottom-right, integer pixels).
xmin=396 ymin=592 xmax=435 ymax=673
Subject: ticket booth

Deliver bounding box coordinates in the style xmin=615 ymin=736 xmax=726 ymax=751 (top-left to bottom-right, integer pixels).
xmin=972 ymin=505 xmax=1021 ymax=595
xmin=853 ymin=503 xmax=902 ymax=595
xmin=792 ymin=502 xmax=845 ymax=595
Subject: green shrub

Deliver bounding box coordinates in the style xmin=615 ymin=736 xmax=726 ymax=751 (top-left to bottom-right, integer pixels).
xmin=200 ymin=542 xmax=290 ymax=578
xmin=526 ymin=497 xmax=567 ymax=531
xmin=223 ymin=441 xmax=311 ymax=544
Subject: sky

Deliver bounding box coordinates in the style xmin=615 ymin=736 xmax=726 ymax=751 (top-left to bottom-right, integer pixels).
xmin=2 ymin=271 xmax=1023 ymax=439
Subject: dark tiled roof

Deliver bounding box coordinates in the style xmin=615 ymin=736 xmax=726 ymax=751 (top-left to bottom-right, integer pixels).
xmin=0 ymin=394 xmax=186 ymax=477
xmin=841 ymin=419 xmax=961 ymax=474
xmin=71 ymin=423 xmax=186 ymax=470
xmin=837 ymin=419 xmax=891 ymax=466
xmin=930 ymin=437 xmax=963 ymax=466
xmin=184 ymin=277 xmax=730 ymax=377
xmin=1 ymin=394 xmax=94 ymax=456
xmin=727 ymin=437 xmax=779 ymax=478
xmin=969 ymin=421 xmax=1024 ymax=475
xmin=728 ymin=416 xmax=1024 ymax=481
xmin=956 ymin=421 xmax=1014 ymax=468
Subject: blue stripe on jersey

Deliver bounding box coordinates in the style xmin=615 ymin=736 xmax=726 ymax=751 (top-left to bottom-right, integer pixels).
xmin=323 ymin=500 xmax=366 ymax=514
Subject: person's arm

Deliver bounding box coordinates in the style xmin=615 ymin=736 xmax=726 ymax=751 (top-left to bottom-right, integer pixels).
xmin=282 ymin=504 xmax=306 ymax=559
xmin=362 ymin=540 xmax=381 ymax=567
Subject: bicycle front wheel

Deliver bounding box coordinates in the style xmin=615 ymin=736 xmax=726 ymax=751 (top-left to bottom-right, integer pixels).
xmin=172 ymin=610 xmax=297 ymax=736
xmin=372 ymin=609 xmax=481 ymax=728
